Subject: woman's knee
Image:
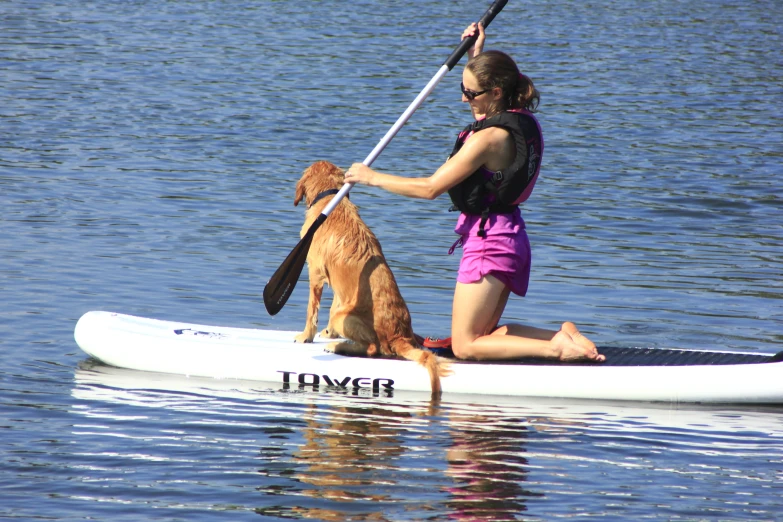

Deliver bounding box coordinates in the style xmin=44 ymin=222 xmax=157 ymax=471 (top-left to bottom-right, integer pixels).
xmin=451 ymin=335 xmax=478 ymax=360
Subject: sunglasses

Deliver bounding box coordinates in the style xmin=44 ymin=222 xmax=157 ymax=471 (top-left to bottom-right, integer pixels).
xmin=460 ymin=81 xmax=489 ymax=101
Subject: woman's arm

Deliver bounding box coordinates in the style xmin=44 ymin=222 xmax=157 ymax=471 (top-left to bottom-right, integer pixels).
xmin=344 ymin=126 xmax=510 ymax=200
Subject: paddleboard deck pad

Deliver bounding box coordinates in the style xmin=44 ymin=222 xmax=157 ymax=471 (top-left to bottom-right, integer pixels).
xmin=74 ymin=311 xmax=783 ymax=404
xmin=430 ymin=345 xmax=782 ymax=366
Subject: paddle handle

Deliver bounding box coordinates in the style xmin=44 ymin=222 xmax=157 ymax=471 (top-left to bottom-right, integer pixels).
xmin=320 ymin=0 xmax=510 ymax=217
xmin=444 ymin=0 xmax=508 ymax=70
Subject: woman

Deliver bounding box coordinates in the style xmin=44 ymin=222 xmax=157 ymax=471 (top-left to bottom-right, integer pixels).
xmin=345 ymin=23 xmax=604 ymax=362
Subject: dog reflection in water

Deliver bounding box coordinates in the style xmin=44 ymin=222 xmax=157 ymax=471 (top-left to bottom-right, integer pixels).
xmin=291 ymin=404 xmax=410 ymax=520
xmin=254 ymin=401 xmax=544 ymax=520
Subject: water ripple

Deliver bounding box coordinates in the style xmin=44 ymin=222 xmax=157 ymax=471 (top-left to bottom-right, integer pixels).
xmin=2 ymin=0 xmax=782 ymax=519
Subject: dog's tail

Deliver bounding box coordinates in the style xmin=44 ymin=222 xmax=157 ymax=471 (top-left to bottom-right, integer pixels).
xmin=391 ymin=339 xmax=452 ymax=397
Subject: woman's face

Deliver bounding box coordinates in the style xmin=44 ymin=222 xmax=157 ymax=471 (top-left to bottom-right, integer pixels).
xmin=461 ymin=69 xmax=499 ymax=120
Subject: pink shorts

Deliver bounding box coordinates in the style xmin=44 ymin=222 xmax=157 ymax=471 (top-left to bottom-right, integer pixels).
xmin=451 ymin=209 xmax=531 ymax=296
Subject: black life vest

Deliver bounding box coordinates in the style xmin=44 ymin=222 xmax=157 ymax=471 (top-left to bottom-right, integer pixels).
xmin=447 ymin=109 xmax=543 ymax=224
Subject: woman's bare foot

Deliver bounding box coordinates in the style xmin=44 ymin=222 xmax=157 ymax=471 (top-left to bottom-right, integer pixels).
xmin=553 ymin=323 xmax=605 ymax=362
xmin=550 ymin=330 xmax=587 ymax=360
xmin=562 ymin=322 xmax=596 ymax=350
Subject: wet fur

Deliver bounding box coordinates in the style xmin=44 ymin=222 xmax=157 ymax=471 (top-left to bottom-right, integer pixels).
xmin=293 ymin=161 xmax=448 ymax=396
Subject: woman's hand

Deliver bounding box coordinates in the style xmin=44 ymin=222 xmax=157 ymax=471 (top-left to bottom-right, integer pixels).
xmin=344 ymin=163 xmax=376 ymax=186
xmin=462 ymin=22 xmax=486 ymax=58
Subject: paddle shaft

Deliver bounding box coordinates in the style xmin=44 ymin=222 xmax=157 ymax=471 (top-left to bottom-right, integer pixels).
xmin=264 ymin=0 xmax=508 ymax=315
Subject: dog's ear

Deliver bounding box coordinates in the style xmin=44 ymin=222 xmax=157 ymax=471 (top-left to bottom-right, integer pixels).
xmin=294 ymin=178 xmax=305 ymax=207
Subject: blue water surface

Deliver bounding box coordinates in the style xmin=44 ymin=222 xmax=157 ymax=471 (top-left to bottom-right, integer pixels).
xmin=1 ymin=0 xmax=782 ymax=520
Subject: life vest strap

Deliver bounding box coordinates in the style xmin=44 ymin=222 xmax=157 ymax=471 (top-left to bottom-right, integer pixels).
xmin=478 ymin=208 xmax=490 ymax=238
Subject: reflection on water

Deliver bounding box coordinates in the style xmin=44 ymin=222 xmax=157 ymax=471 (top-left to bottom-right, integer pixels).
xmin=268 ymin=404 xmax=413 ymax=520
xmin=444 ymin=413 xmax=541 ymax=521
xmin=265 ymin=406 xmax=542 ymax=520
xmin=70 ymin=363 xmax=783 ymax=520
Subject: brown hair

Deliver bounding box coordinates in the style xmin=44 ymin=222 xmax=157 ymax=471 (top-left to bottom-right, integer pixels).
xmin=466 ymin=50 xmax=539 ymax=116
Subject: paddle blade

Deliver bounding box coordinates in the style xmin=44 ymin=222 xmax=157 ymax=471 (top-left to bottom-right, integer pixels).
xmin=263 ymin=214 xmax=326 ymax=315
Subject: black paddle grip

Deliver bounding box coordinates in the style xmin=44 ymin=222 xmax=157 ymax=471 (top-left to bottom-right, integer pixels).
xmin=443 ymin=0 xmax=509 ymax=70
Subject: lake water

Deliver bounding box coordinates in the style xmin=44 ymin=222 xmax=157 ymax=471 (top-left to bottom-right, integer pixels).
xmin=2 ymin=0 xmax=782 ymax=519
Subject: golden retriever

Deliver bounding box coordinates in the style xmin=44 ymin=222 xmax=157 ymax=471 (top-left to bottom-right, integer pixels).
xmin=293 ymin=160 xmax=448 ymax=396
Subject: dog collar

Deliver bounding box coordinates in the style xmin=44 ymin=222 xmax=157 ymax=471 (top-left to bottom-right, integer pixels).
xmin=309 ymin=188 xmax=343 ymax=208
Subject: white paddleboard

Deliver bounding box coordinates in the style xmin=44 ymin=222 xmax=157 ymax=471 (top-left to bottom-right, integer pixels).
xmin=74 ymin=311 xmax=783 ymax=404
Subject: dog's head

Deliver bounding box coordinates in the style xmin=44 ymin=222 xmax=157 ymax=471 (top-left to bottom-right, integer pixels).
xmin=294 ymin=161 xmax=345 ymax=207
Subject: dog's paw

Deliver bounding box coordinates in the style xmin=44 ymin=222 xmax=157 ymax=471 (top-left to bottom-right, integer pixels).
xmin=294 ymin=332 xmax=314 ymax=343
xmin=323 ymin=342 xmax=338 ymax=353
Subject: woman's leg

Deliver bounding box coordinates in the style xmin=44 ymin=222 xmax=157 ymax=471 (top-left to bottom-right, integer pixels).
xmin=450 ymin=275 xmax=604 ymax=361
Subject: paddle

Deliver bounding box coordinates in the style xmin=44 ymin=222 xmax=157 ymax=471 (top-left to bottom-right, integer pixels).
xmin=264 ymin=0 xmax=509 ymax=316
